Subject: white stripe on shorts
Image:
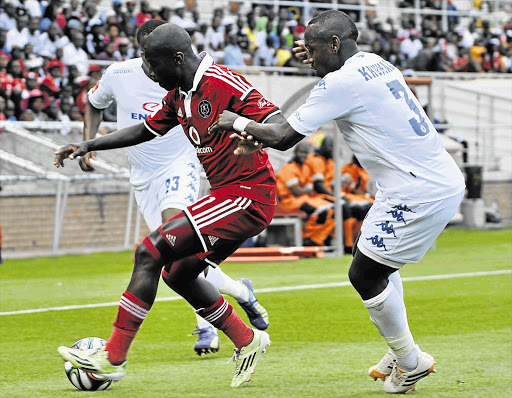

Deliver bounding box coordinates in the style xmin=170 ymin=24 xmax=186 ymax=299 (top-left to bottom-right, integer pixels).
xmin=194 ymin=198 xmax=252 ymax=229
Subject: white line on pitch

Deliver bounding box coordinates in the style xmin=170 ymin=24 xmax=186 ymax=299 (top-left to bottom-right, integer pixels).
xmin=1 ymin=270 xmax=510 ymax=316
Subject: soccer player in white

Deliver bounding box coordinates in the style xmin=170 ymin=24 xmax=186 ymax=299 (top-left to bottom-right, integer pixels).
xmin=211 ymin=10 xmax=465 ymax=394
xmin=80 ymin=20 xmax=269 ymax=355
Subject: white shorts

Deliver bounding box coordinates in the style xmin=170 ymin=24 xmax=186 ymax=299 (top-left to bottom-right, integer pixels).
xmin=357 ymin=190 xmax=464 ymax=268
xmin=134 ymin=160 xmax=201 ymax=231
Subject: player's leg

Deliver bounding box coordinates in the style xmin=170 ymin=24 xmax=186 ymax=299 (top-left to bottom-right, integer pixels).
xmin=203 ymin=265 xmax=270 ymax=330
xmin=351 ymin=193 xmax=463 ymax=392
xmin=57 ymin=213 xmax=204 ymax=379
xmin=349 ymin=250 xmax=426 ymax=388
xmin=161 ymin=241 xmax=270 ymax=387
xmin=179 ymin=193 xmax=273 ymax=386
xmin=155 ymin=162 xmax=222 ymax=354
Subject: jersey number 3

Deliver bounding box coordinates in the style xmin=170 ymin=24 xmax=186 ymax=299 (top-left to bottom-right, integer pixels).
xmin=386 ymin=80 xmax=430 ymax=136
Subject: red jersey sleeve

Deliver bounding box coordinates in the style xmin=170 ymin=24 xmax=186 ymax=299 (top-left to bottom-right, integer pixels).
xmin=228 ymin=75 xmax=281 ymax=123
xmin=144 ymin=91 xmax=180 ymax=136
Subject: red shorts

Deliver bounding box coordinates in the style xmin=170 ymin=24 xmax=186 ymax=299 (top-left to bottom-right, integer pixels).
xmin=182 ymin=191 xmax=275 ymax=266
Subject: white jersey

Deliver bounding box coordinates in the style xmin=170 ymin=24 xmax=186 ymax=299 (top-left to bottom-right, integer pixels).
xmin=288 ymin=52 xmax=465 ymax=204
xmin=88 ymin=57 xmax=198 ymax=189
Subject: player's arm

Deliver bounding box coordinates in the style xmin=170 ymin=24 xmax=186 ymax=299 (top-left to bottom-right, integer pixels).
xmin=54 ymin=123 xmax=154 ymax=168
xmin=210 ymin=110 xmax=304 ymax=152
xmin=79 ymin=102 xmax=104 ymax=172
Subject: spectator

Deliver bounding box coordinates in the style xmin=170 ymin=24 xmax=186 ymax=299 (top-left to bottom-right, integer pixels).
xmin=6 ymin=13 xmax=29 ymax=52
xmin=253 ymin=37 xmax=276 ymax=66
xmin=245 ymin=17 xmax=258 ymax=54
xmin=0 ymin=3 xmax=18 ymax=31
xmin=61 ymin=32 xmax=89 ymax=76
xmin=451 ymin=46 xmax=470 ymax=72
xmin=170 ymin=2 xmax=196 ymax=30
xmin=39 ymin=22 xmax=68 ymax=56
xmin=276 ymin=141 xmax=336 ymax=246
xmin=407 ymin=38 xmax=441 ymax=71
xmin=400 ymin=29 xmax=423 ymax=60
xmin=469 ymin=38 xmax=487 ymax=72
xmin=233 ymin=18 xmax=249 ymax=51
xmin=85 ymin=18 xmax=105 ymax=57
xmin=223 ymin=34 xmax=245 ymax=67
xmin=135 ymin=1 xmax=152 ymax=27
xmin=19 ymin=88 xmax=50 ymax=121
xmin=40 ymin=59 xmax=63 ymax=99
xmin=113 ymin=37 xmax=134 ymax=61
xmin=97 ymin=40 xmax=117 ymax=60
xmin=23 ymin=16 xmax=43 ymax=54
xmin=21 ymin=71 xmax=39 ymax=100
xmin=275 ymin=36 xmax=292 ymax=67
xmin=304 ymin=135 xmax=372 ymax=252
xmin=4 ymin=98 xmax=17 ymax=121
xmin=0 ymin=50 xmax=9 ymax=70
xmin=388 ymin=39 xmax=407 ymax=69
xmin=206 ymin=15 xmax=225 ymax=60
xmin=193 ymin=23 xmax=211 ymax=54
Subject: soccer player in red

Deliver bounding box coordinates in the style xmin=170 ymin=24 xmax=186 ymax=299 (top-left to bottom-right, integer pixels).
xmin=54 ymin=23 xmax=287 ymax=387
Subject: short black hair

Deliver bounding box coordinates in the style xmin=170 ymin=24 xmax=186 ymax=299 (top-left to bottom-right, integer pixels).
xmin=309 ymin=9 xmax=358 ymax=42
xmin=136 ymin=19 xmax=167 ymax=46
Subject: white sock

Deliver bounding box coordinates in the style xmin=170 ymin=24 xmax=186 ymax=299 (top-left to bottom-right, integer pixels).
xmin=363 ymin=282 xmax=418 ymax=371
xmin=203 ymin=266 xmax=249 ymax=303
xmin=388 ymin=271 xmax=403 ymax=300
xmin=195 ymin=311 xmax=214 ymax=330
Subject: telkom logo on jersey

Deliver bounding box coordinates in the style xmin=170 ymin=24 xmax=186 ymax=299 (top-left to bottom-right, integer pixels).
xmin=131 ymin=102 xmax=162 ymax=120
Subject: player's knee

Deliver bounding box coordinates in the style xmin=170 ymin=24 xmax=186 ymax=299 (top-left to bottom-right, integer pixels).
xmin=348 ymin=262 xmax=362 ymax=289
xmin=134 ymin=240 xmax=163 ymax=274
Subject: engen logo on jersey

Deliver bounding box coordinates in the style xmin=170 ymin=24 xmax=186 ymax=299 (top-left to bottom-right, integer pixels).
xmin=132 ymin=102 xmax=162 ymax=121
xmin=142 ymin=102 xmax=162 ymax=114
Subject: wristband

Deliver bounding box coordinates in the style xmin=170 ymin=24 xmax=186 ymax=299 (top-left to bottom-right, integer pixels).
xmin=233 ymin=116 xmax=252 ymax=133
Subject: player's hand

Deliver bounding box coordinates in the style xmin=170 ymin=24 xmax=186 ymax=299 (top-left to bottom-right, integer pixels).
xmin=208 ymin=110 xmax=239 ymax=133
xmin=293 ymin=40 xmax=312 ymax=65
xmin=78 ymin=151 xmax=96 ymax=172
xmin=229 ymin=132 xmax=262 ymax=156
xmin=54 ymin=143 xmax=90 ymax=168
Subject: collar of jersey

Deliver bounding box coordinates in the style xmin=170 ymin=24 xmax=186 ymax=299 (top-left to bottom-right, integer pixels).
xmin=179 ymin=51 xmax=213 ymax=97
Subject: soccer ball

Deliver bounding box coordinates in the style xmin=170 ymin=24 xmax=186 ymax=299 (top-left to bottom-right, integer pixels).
xmin=63 ymin=337 xmax=113 ymax=391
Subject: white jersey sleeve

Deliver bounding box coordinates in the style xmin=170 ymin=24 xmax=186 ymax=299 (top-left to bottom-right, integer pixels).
xmin=287 ymin=75 xmax=354 ymax=136
xmin=87 ymin=65 xmax=116 ymax=110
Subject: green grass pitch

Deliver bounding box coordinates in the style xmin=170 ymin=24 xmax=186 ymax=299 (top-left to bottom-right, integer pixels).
xmin=0 ymin=227 xmax=510 ymax=397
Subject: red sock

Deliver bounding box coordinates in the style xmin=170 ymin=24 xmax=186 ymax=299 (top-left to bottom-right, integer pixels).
xmin=197 ymin=296 xmax=253 ymax=349
xmin=105 ymin=291 xmax=151 ymax=364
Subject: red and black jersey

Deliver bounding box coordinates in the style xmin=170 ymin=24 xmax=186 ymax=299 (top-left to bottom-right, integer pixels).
xmin=145 ymin=52 xmax=280 ymax=204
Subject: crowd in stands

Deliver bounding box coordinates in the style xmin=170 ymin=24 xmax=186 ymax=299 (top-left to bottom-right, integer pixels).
xmin=0 ymin=0 xmax=510 ymax=124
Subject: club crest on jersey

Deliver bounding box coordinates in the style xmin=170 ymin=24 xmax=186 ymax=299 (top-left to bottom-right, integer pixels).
xmin=198 ymin=100 xmax=212 ymax=118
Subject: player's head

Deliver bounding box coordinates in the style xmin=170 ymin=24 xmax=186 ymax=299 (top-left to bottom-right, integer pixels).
xmin=137 ymin=19 xmax=167 ymax=78
xmin=143 ymin=23 xmax=196 ymax=91
xmin=304 ymin=10 xmax=359 ymax=77
xmin=137 ymin=19 xmax=167 ymax=49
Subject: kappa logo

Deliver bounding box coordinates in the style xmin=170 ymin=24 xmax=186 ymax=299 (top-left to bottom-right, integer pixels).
xmin=257 ymin=98 xmax=271 ymax=109
xmin=208 ymin=235 xmax=219 ymax=246
xmin=177 ymin=107 xmax=183 ymax=118
xmin=198 ymin=100 xmax=212 ymax=118
xmin=166 ymin=234 xmax=177 ymax=246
